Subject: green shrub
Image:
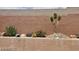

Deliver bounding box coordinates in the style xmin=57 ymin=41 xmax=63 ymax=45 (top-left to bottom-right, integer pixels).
xmin=5 ymin=26 xmax=17 ymax=36
xmin=35 ymin=30 xmax=46 ymax=37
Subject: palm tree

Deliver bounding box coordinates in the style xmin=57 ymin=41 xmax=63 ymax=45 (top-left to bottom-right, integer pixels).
xmin=50 ymin=13 xmax=61 ymax=33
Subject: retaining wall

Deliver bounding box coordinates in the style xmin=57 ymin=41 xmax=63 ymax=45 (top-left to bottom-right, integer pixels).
xmin=0 ymin=37 xmax=79 ymax=51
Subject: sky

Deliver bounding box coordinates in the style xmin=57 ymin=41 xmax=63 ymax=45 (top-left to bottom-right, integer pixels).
xmin=0 ymin=7 xmax=67 ymax=9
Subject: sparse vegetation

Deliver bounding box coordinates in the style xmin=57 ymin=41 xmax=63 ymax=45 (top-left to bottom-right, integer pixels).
xmin=5 ymin=26 xmax=17 ymax=36
xmin=35 ymin=30 xmax=46 ymax=37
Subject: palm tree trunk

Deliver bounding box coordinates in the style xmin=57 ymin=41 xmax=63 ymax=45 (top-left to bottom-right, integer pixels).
xmin=53 ymin=24 xmax=57 ymax=33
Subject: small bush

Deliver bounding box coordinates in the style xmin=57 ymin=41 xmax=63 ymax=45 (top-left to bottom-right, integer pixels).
xmin=5 ymin=26 xmax=17 ymax=36
xmin=35 ymin=30 xmax=46 ymax=37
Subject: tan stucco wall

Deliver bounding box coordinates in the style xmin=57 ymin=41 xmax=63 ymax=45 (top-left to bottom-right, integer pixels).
xmin=0 ymin=38 xmax=79 ymax=51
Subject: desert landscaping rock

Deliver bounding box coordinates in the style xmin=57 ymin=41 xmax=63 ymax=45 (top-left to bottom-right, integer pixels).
xmin=20 ymin=34 xmax=26 ymax=37
xmin=47 ymin=33 xmax=70 ymax=40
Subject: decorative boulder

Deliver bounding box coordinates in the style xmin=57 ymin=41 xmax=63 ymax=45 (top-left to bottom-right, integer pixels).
xmin=20 ymin=34 xmax=26 ymax=37
xmin=0 ymin=32 xmax=1 ymax=36
xmin=1 ymin=32 xmax=6 ymax=36
xmin=70 ymin=35 xmax=76 ymax=38
xmin=1 ymin=32 xmax=5 ymax=36
xmin=75 ymin=34 xmax=79 ymax=38
xmin=16 ymin=34 xmax=20 ymax=37
xmin=26 ymin=33 xmax=32 ymax=37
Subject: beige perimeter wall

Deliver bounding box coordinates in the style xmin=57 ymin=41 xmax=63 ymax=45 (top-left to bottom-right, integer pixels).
xmin=0 ymin=14 xmax=79 ymax=36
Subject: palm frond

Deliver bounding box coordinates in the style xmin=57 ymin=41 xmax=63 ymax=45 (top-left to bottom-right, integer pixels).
xmin=53 ymin=13 xmax=57 ymax=19
xmin=50 ymin=16 xmax=53 ymax=22
xmin=58 ymin=16 xmax=61 ymax=21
